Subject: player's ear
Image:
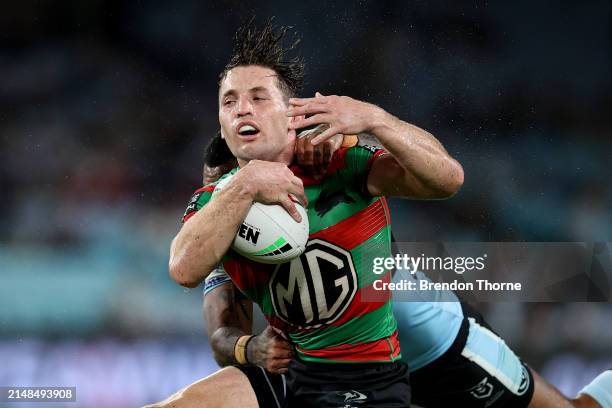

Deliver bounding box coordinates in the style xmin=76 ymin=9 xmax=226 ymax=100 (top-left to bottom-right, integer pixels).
xmin=219 ymin=129 xmax=225 ymax=139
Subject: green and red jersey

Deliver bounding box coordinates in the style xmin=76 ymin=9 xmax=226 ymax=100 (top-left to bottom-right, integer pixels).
xmin=183 ymin=145 xmax=400 ymax=364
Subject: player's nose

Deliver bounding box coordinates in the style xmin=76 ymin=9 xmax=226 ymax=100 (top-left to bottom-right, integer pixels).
xmin=236 ymin=96 xmax=253 ymax=116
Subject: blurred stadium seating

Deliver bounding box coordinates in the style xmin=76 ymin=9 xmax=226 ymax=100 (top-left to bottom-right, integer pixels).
xmin=1 ymin=1 xmax=610 ymax=406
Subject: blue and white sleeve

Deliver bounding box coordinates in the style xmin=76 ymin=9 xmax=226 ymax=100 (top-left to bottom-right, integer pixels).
xmin=203 ymin=265 xmax=233 ymax=296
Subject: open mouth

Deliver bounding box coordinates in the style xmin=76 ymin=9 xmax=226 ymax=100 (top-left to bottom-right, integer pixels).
xmin=237 ymin=124 xmax=260 ymax=137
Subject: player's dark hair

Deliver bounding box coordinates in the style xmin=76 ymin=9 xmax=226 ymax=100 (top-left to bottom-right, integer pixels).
xmin=203 ymin=132 xmax=236 ymax=167
xmin=219 ymin=18 xmax=304 ymax=100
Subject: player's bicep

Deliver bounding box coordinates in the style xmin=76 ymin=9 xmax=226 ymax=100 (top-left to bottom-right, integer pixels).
xmin=367 ymin=154 xmax=431 ymax=198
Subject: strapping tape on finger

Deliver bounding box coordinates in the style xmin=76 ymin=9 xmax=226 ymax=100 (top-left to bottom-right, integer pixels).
xmin=297 ymin=124 xmax=329 ymax=138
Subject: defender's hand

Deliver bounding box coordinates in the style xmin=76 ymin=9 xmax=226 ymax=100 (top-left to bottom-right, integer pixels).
xmin=236 ymin=160 xmax=307 ymax=222
xmin=246 ymin=326 xmax=294 ymax=374
xmin=287 ymin=92 xmax=383 ymax=145
xmin=296 ymin=124 xmax=343 ymax=179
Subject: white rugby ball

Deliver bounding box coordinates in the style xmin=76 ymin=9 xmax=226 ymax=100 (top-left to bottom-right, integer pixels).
xmin=213 ymin=174 xmax=309 ymax=264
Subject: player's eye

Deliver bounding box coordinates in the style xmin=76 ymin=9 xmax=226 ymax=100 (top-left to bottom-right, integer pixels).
xmin=224 ymin=99 xmax=236 ymax=106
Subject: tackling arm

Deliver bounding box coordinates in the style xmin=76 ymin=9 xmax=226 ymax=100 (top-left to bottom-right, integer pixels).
xmin=287 ymin=93 xmax=464 ymax=199
xmin=204 ymin=283 xmax=253 ymax=367
xmin=366 ymin=111 xmax=464 ymax=199
xmin=204 ymin=282 xmax=294 ymax=374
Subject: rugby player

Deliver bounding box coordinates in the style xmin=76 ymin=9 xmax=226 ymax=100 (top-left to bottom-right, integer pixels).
xmin=186 ymin=134 xmax=610 ymax=408
xmin=203 ymin=271 xmax=611 ymax=408
xmin=163 ymin=18 xmax=463 ymax=408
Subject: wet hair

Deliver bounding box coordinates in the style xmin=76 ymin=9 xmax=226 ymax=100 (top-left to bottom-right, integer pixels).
xmin=203 ymin=132 xmax=236 ymax=167
xmin=219 ymin=18 xmax=305 ymax=100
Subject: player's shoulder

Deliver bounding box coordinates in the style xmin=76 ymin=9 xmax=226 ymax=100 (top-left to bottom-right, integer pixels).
xmin=327 ymin=144 xmax=386 ymax=173
xmin=193 ymin=184 xmax=216 ymax=195
xmin=188 ymin=181 xmax=218 ymax=204
xmin=192 ymin=167 xmax=239 ymax=196
xmin=182 ymin=168 xmax=238 ymax=223
xmin=335 ymin=143 xmax=385 ymax=160
xmin=289 ymin=145 xmax=386 ymax=186
xmin=216 ymin=167 xmax=239 ymax=183
xmin=182 ymin=185 xmax=214 ymax=223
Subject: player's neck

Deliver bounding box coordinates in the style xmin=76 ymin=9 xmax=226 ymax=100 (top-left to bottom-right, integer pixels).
xmin=237 ymin=142 xmax=294 ymax=168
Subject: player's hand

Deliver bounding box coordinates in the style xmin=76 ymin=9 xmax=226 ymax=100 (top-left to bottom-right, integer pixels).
xmin=237 ymin=160 xmax=307 ymax=222
xmin=295 ymin=124 xmax=343 ymax=179
xmin=287 ymin=92 xmax=383 ymax=145
xmin=246 ymin=326 xmax=294 ymax=374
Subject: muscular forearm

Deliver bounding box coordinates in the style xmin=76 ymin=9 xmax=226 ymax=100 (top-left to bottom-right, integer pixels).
xmin=287 ymin=94 xmax=463 ymax=198
xmin=205 ymin=284 xmax=293 ymax=373
xmin=370 ymin=109 xmax=464 ymax=197
xmin=169 ymin=174 xmax=253 ymax=287
xmin=210 ymin=326 xmax=246 ymax=367
xmin=205 ymin=284 xmax=254 ymax=367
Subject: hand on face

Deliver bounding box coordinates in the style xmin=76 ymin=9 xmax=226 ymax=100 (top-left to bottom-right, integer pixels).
xmin=287 ymin=92 xmax=382 ymax=145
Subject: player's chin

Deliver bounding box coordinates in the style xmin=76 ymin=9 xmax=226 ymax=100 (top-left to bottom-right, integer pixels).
xmin=238 ymin=144 xmax=265 ymax=162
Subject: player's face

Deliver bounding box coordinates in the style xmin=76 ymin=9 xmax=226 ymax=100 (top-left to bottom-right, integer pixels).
xmin=218 ymin=65 xmax=296 ymax=163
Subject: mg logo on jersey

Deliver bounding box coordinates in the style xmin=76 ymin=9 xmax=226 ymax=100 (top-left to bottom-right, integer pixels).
xmin=270 ymin=239 xmax=357 ymax=328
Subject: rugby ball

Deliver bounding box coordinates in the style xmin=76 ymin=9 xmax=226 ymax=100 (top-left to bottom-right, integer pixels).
xmin=213 ymin=174 xmax=309 ymax=264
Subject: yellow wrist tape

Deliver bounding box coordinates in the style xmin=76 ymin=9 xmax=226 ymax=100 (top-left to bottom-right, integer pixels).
xmin=341 ymin=134 xmax=358 ymax=148
xmin=234 ymin=335 xmax=254 ymax=365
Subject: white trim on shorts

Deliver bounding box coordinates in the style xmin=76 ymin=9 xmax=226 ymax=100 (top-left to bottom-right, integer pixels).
xmin=258 ymin=366 xmax=285 ymax=408
xmin=460 ymin=317 xmax=530 ymax=396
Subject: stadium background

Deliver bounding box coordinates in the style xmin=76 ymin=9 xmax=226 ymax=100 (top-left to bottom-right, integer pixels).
xmin=1 ymin=1 xmax=610 ymax=406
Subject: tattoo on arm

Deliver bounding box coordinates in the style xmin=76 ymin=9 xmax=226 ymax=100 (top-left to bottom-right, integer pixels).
xmin=204 ymin=283 xmax=253 ymax=367
xmin=210 ymin=326 xmax=245 ymax=367
xmin=237 ymin=301 xmax=251 ymax=322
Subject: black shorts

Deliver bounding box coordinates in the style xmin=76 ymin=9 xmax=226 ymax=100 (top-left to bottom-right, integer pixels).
xmin=234 ymin=365 xmax=287 ymax=408
xmin=236 ymin=360 xmax=411 ymax=408
xmin=410 ymin=303 xmax=535 ymax=408
xmin=286 ymin=359 xmax=411 ymax=408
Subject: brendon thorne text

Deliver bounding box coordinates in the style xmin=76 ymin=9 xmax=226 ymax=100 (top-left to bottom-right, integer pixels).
xmin=373 ymin=279 xmax=523 ymax=292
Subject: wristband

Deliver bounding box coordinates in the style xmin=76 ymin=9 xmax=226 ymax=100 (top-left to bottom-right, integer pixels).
xmin=234 ymin=335 xmax=255 ymax=365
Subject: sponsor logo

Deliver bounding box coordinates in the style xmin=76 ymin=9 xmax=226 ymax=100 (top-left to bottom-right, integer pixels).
xmin=183 ymin=192 xmax=202 ymax=219
xmin=338 ymin=390 xmax=367 ymax=404
xmin=270 ymin=239 xmax=357 ymax=328
xmin=517 ymin=365 xmax=530 ymax=395
xmin=468 ymin=377 xmax=494 ymax=400
xmin=238 ymin=223 xmax=260 ymax=245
